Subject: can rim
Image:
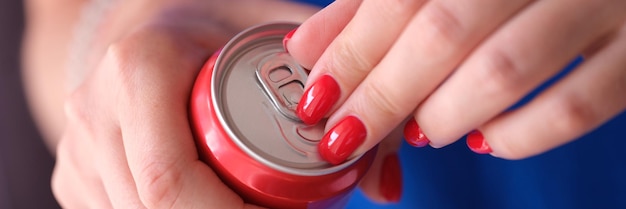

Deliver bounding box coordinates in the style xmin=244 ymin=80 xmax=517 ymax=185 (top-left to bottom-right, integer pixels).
xmin=211 ymin=22 xmax=363 ymax=176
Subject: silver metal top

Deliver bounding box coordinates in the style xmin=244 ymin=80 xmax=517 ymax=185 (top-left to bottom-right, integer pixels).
xmin=211 ymin=23 xmax=361 ymax=176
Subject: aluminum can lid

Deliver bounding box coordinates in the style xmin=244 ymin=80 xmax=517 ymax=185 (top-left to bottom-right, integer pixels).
xmin=212 ymin=23 xmax=361 ymax=176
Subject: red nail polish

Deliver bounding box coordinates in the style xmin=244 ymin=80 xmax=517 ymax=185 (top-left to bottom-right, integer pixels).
xmin=466 ymin=131 xmax=492 ymax=154
xmin=380 ymin=153 xmax=402 ymax=203
xmin=296 ymin=75 xmax=340 ymax=125
xmin=318 ymin=116 xmax=366 ymax=165
xmin=283 ymin=28 xmax=297 ymax=53
xmin=403 ymin=118 xmax=430 ymax=147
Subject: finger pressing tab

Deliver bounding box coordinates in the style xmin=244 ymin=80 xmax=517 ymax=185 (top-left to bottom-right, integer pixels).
xmin=296 ymin=0 xmax=427 ymax=125
xmin=297 ymin=74 xmax=341 ymax=125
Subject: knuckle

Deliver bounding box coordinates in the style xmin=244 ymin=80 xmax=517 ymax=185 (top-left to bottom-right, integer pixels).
xmin=64 ymin=91 xmax=90 ymax=126
xmin=105 ymin=38 xmax=139 ymax=90
xmin=104 ymin=41 xmax=143 ymax=105
xmin=326 ymin=38 xmax=375 ymax=84
xmin=417 ymin=2 xmax=465 ymax=55
xmin=64 ymin=83 xmax=108 ymax=135
xmin=474 ymin=48 xmax=524 ymax=95
xmin=548 ymin=96 xmax=595 ymax=135
xmin=358 ymin=81 xmax=406 ymax=119
xmin=491 ymin=97 xmax=596 ymax=160
xmin=107 ymin=24 xmax=186 ymax=79
xmin=377 ymin=0 xmax=423 ymax=18
xmin=136 ymin=160 xmax=182 ymax=209
xmin=104 ymin=24 xmax=197 ymax=105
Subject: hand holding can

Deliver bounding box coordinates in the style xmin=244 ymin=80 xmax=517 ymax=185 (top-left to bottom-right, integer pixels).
xmin=190 ymin=23 xmax=378 ymax=209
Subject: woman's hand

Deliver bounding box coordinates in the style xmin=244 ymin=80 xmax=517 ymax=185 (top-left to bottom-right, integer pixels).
xmin=285 ymin=0 xmax=626 ymax=161
xmin=52 ymin=0 xmax=321 ymax=207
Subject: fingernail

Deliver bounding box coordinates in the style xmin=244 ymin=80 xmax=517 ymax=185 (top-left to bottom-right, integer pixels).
xmin=283 ymin=28 xmax=297 ymax=53
xmin=380 ymin=153 xmax=402 ymax=203
xmin=296 ymin=75 xmax=340 ymax=125
xmin=403 ymin=118 xmax=430 ymax=147
xmin=466 ymin=130 xmax=492 ymax=154
xmin=318 ymin=116 xmax=366 ymax=165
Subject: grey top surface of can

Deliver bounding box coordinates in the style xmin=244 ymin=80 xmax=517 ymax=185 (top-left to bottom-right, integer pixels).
xmin=212 ymin=23 xmax=361 ymax=176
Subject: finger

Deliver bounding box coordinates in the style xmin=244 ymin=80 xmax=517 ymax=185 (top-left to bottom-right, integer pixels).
xmin=64 ymin=54 xmax=147 ymax=208
xmin=318 ymin=0 xmax=531 ymax=164
xmin=358 ymin=126 xmax=404 ymax=203
xmin=417 ymin=0 xmax=626 ymax=147
xmin=52 ymin=135 xmax=112 ymax=209
xmin=97 ymin=138 xmax=146 ymax=208
xmin=110 ymin=26 xmax=248 ymax=208
xmin=285 ymin=0 xmax=363 ymax=69
xmin=295 ymin=0 xmax=427 ymax=125
xmin=94 ymin=127 xmax=145 ymax=208
xmin=478 ymin=25 xmax=626 ymax=159
xmin=56 ymin=90 xmax=111 ymax=208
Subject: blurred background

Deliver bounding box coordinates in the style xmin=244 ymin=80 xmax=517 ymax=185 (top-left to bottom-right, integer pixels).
xmin=0 ymin=0 xmax=60 ymax=208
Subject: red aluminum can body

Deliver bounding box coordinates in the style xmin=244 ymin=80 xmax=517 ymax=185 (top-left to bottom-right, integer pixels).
xmin=189 ymin=23 xmax=376 ymax=209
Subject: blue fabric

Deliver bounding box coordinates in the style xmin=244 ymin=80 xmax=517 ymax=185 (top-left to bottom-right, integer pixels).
xmin=294 ymin=1 xmax=626 ymax=208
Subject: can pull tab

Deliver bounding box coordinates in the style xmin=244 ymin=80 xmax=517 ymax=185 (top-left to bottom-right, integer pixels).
xmin=256 ymin=53 xmax=308 ymax=121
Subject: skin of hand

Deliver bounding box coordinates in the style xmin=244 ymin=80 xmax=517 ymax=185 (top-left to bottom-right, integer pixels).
xmin=22 ymin=0 xmax=89 ymax=154
xmin=285 ymin=0 xmax=626 ymax=161
xmin=26 ymin=0 xmax=404 ymax=207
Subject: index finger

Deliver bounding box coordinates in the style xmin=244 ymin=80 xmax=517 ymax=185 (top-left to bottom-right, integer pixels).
xmin=292 ymin=0 xmax=427 ymax=126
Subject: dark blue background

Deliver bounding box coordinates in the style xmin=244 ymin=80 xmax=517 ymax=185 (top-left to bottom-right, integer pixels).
xmin=296 ymin=1 xmax=626 ymax=208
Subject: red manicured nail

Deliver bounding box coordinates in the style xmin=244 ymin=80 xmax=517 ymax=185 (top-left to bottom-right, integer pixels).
xmin=466 ymin=130 xmax=492 ymax=154
xmin=296 ymin=75 xmax=340 ymax=125
xmin=283 ymin=28 xmax=297 ymax=53
xmin=403 ymin=118 xmax=430 ymax=147
xmin=380 ymin=153 xmax=402 ymax=203
xmin=318 ymin=116 xmax=366 ymax=165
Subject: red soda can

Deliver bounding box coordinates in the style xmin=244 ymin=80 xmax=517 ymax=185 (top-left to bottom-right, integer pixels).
xmin=189 ymin=23 xmax=376 ymax=209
